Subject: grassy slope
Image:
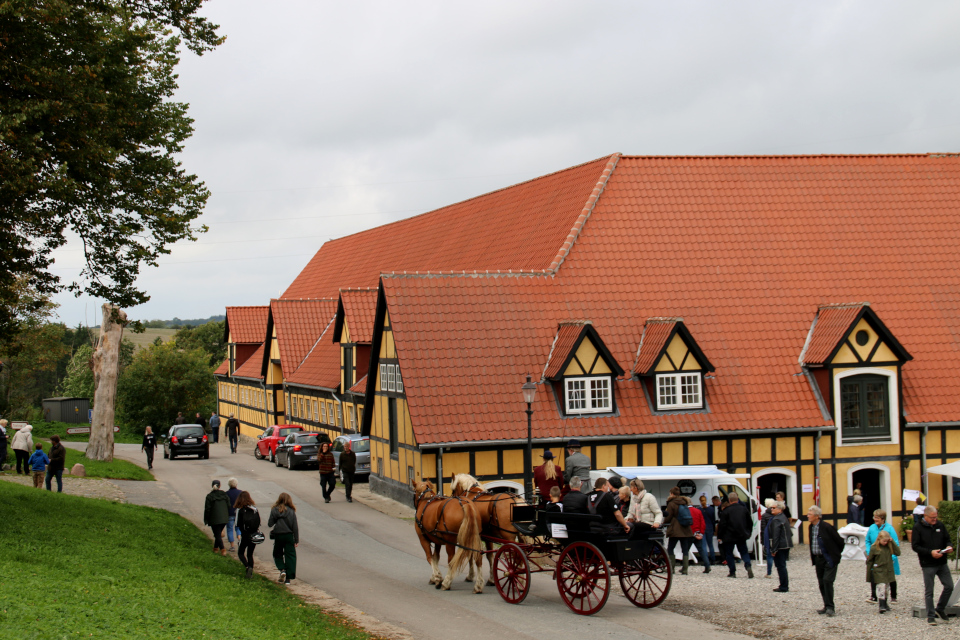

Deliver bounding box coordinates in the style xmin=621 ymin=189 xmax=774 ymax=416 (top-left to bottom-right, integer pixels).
xmin=5 ymin=440 xmax=153 ymax=481
xmin=125 ymin=327 xmax=177 ymax=349
xmin=0 ymin=482 xmax=371 ymax=640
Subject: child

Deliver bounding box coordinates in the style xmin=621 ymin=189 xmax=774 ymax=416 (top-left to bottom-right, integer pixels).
xmin=28 ymin=443 xmax=49 ymax=489
xmin=865 ymin=530 xmax=900 ymax=613
xmin=545 ymin=486 xmax=563 ymax=512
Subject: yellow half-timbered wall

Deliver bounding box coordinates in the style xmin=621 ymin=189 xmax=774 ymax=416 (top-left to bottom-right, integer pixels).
xmin=654 ymin=333 xmax=703 ymax=373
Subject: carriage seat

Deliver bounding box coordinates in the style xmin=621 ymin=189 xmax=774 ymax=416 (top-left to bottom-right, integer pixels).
xmin=544 ymin=512 xmax=602 ymax=533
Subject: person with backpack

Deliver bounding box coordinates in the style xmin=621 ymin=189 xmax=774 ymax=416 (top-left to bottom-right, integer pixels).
xmin=663 ymin=486 xmax=695 ymax=575
xmin=234 ymin=491 xmax=261 ymax=579
xmin=718 ymin=491 xmax=755 ymax=578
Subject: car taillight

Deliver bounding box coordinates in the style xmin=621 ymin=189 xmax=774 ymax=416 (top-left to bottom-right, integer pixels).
xmin=202 ymin=435 xmax=208 ymax=443
xmin=171 ymin=436 xmax=178 ymax=444
xmin=293 ymin=445 xmax=302 ymax=452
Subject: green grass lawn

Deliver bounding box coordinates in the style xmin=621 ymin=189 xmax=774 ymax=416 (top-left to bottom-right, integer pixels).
xmin=30 ymin=420 xmax=143 ymax=444
xmin=5 ymin=441 xmax=153 ymax=481
xmin=0 ymin=482 xmax=372 ymax=639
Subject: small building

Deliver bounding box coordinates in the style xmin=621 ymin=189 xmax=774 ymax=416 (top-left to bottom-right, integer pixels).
xmin=42 ymin=397 xmax=91 ymax=424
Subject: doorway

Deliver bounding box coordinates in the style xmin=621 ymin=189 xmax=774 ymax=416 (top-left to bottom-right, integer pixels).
xmin=758 ymin=473 xmax=787 ymax=505
xmin=852 ymin=467 xmax=882 ymax=524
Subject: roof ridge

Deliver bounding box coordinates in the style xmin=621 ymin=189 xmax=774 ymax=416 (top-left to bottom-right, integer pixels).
xmin=646 ymin=316 xmax=684 ymax=323
xmin=546 ymin=153 xmax=621 ymax=273
xmin=226 ymin=305 xmax=269 ymax=309
xmin=381 ymin=269 xmax=552 ymax=279
xmin=818 ymin=302 xmax=871 ymax=310
xmin=619 ymin=153 xmax=960 ymax=159
xmin=272 ymin=297 xmax=339 ymax=303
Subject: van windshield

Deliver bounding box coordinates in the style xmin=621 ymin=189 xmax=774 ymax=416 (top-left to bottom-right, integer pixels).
xmin=718 ymin=484 xmax=751 ymax=505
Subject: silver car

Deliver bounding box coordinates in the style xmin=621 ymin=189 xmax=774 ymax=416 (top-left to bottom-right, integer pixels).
xmin=332 ymin=434 xmax=370 ymax=481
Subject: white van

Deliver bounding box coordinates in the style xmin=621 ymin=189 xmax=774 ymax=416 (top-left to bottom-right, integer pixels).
xmin=591 ymin=465 xmax=761 ymax=553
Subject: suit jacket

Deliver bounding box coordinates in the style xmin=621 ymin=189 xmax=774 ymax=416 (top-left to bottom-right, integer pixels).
xmin=561 ymin=490 xmax=589 ymax=514
xmin=809 ymin=519 xmax=843 ymax=567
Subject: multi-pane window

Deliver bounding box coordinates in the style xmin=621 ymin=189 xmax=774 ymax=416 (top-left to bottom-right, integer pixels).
xmin=336 ymin=403 xmax=343 ymax=426
xmin=320 ymin=401 xmax=327 ymax=424
xmin=840 ymin=374 xmax=890 ymax=442
xmin=564 ymin=376 xmax=612 ymax=414
xmin=380 ymin=363 xmax=404 ymax=393
xmin=291 ymin=396 xmax=298 ymax=418
xmin=312 ymin=400 xmax=318 ymax=422
xmin=656 ymin=373 xmax=702 ymax=410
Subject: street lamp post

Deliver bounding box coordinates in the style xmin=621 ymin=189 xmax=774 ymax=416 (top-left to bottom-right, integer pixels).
xmin=522 ymin=375 xmax=537 ymax=501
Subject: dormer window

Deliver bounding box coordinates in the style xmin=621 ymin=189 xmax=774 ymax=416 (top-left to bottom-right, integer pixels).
xmin=656 ymin=373 xmax=702 ymax=410
xmin=634 ymin=318 xmax=714 ymax=413
xmin=544 ymin=321 xmax=623 ymax=417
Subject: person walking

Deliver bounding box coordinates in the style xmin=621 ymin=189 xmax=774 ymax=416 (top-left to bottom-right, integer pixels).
xmin=533 ymin=450 xmax=562 ymax=504
xmin=847 ymin=494 xmax=863 ymax=527
xmin=225 ymin=478 xmax=242 ymax=552
xmin=768 ymin=501 xmax=792 ymax=592
xmin=626 ymin=479 xmax=663 ymax=531
xmin=203 ymin=480 xmax=230 ymax=556
xmin=209 ymin=411 xmax=221 ymax=446
xmin=563 ymin=439 xmax=591 ymax=493
xmin=141 ymin=426 xmax=157 ymax=470
xmin=698 ymin=494 xmax=717 ymax=564
xmin=195 ymin=412 xmax=208 ymax=440
xmin=339 ymin=439 xmax=357 ymax=503
xmin=27 ymin=443 xmax=49 ymax=488
xmin=45 ymin=434 xmax=66 ymax=492
xmin=761 ymin=498 xmax=776 ymax=578
xmin=717 ymin=491 xmax=754 ymax=578
xmin=864 ymin=509 xmax=900 ymax=604
xmin=0 ymin=419 xmax=8 ymax=469
xmin=318 ymin=442 xmax=336 ymax=503
xmin=234 ymin=491 xmax=260 ymax=579
xmin=11 ymin=424 xmax=33 ymax=475
xmin=806 ymin=505 xmax=843 ymax=617
xmin=912 ymin=505 xmax=955 ymax=625
xmin=224 ymin=414 xmax=238 ymax=453
xmin=691 ymin=500 xmax=711 ymax=573
xmin=269 ymin=492 xmax=299 ymax=585
xmin=866 ymin=530 xmax=900 ymax=614
xmin=663 ymin=486 xmax=695 ymax=575
xmin=174 ymin=412 xmax=186 ymax=425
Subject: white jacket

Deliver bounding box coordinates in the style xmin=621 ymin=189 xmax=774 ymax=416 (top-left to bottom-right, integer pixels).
xmin=11 ymin=425 xmax=33 ymax=451
xmin=628 ymin=490 xmax=663 ymax=526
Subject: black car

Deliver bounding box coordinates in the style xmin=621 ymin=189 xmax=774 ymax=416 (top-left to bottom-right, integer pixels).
xmin=275 ymin=432 xmax=330 ymax=470
xmin=163 ymin=424 xmax=209 ymax=460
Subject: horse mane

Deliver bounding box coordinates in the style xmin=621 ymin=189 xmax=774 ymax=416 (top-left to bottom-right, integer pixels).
xmin=451 ymin=473 xmax=480 ymax=495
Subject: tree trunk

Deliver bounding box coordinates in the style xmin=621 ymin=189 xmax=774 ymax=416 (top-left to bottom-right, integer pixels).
xmin=87 ymin=304 xmax=126 ymax=461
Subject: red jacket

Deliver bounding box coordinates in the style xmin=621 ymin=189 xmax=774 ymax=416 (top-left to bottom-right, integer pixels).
xmin=691 ymin=503 xmax=706 ymax=535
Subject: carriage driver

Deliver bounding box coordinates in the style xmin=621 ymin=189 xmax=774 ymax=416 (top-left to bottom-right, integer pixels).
xmin=563 ymin=439 xmax=591 ymax=493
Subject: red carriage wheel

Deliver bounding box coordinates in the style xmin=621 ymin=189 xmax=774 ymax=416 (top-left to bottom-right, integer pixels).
xmin=618 ymin=541 xmax=672 ymax=608
xmin=556 ymin=541 xmax=610 ymax=616
xmin=493 ymin=543 xmax=531 ymax=604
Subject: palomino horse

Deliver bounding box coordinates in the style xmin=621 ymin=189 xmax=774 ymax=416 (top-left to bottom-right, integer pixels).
xmin=411 ymin=480 xmax=485 ymax=593
xmin=450 ymin=473 xmax=527 ymax=586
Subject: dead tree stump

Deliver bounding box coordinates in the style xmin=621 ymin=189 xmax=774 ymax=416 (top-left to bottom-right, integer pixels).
xmin=87 ymin=304 xmax=126 ymax=461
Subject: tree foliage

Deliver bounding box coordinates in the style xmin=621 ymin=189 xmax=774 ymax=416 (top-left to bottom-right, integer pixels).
xmin=174 ymin=320 xmax=225 ymax=367
xmin=59 ymin=343 xmax=95 ymax=399
xmin=0 ymin=1 xmax=223 ymax=344
xmin=115 ymin=339 xmax=214 ymax=434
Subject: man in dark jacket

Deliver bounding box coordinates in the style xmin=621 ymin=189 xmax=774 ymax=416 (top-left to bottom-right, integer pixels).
xmin=224 ymin=414 xmax=240 ymax=453
xmin=45 ymin=435 xmax=66 ymax=493
xmin=768 ymin=501 xmax=793 ymax=592
xmin=563 ymin=439 xmax=591 ymax=493
xmin=339 ymin=439 xmax=357 ymax=503
xmin=561 ymin=476 xmax=589 ymax=513
xmin=912 ymin=505 xmax=955 ymax=625
xmin=847 ymin=495 xmax=863 ymax=526
xmin=203 ymin=480 xmax=231 ymax=555
xmin=699 ymin=494 xmax=718 ymax=564
xmin=717 ymin=492 xmax=754 ymax=578
xmin=806 ymin=505 xmax=843 ymax=616
xmin=174 ymin=411 xmax=186 ymax=425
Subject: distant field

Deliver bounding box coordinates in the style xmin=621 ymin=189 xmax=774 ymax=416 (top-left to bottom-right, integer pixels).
xmin=125 ymin=327 xmax=177 ymax=349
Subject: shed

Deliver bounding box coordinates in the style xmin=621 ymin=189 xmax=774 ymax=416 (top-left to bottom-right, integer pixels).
xmin=42 ymin=397 xmax=91 ymax=424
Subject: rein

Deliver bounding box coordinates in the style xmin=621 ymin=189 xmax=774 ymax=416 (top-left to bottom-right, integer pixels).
xmin=413 ymin=486 xmax=485 ymax=553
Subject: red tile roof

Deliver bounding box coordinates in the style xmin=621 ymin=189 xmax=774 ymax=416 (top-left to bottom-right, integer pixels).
xmin=377 ymin=153 xmax=960 ymax=444
xmin=348 ymin=375 xmax=367 ymax=394
xmin=633 ymin=320 xmax=678 ymax=375
xmin=213 ymin=359 xmax=229 ymax=376
xmin=801 ymin=304 xmax=866 ymax=365
xmin=339 ymin=289 xmax=379 ymax=344
xmin=225 ymin=306 xmax=269 ymax=344
xmin=285 ymin=320 xmax=342 ymax=391
xmin=543 ymin=322 xmax=591 ymax=379
xmin=282 ymin=155 xmax=619 ymax=298
xmin=233 ymin=344 xmax=265 ymax=380
xmin=271 ymin=299 xmax=338 ymax=378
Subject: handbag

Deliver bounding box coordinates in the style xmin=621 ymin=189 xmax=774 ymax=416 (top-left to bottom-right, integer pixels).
xmin=251 ymin=531 xmax=266 ymax=545
xmin=268 ymin=530 xmax=275 ymax=540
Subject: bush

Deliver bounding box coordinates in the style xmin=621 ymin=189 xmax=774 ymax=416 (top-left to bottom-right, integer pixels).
xmin=936 ymin=500 xmax=959 ymax=560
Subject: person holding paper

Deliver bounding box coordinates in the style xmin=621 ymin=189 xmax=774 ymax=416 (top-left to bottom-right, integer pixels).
xmin=912 ymin=505 xmax=955 ymax=625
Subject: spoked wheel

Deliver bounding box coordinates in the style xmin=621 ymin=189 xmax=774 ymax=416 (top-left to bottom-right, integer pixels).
xmin=618 ymin=542 xmax=672 ymax=608
xmin=493 ymin=543 xmax=531 ymax=604
xmin=556 ymin=541 xmax=610 ymax=616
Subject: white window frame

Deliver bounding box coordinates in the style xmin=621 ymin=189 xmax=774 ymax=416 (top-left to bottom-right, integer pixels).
xmin=319 ymin=400 xmax=327 ymax=424
xmin=387 ymin=365 xmax=396 ymax=392
xmin=396 ymin=366 xmax=403 ymax=393
xmin=380 ymin=364 xmax=387 ymax=391
xmin=833 ymin=367 xmax=899 ymax=447
xmin=656 ymin=373 xmax=703 ymax=410
xmin=564 ymin=376 xmax=613 ymax=414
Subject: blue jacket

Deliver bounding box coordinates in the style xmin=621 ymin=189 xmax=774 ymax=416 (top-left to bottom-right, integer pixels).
xmin=28 ymin=450 xmax=49 ymax=471
xmin=699 ymin=504 xmax=717 ymax=533
xmin=865 ymin=523 xmax=901 ymax=576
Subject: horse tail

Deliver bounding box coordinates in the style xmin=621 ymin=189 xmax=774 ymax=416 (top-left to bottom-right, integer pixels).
xmin=449 ymin=501 xmax=482 ymax=574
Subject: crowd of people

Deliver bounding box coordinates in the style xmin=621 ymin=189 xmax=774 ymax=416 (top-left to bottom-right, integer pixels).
xmin=1 ymin=420 xmax=67 ymax=492
xmin=534 ymin=439 xmax=956 ymax=625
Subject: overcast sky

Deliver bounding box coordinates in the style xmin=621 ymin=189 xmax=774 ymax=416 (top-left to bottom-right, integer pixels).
xmin=49 ymin=0 xmax=960 ymax=326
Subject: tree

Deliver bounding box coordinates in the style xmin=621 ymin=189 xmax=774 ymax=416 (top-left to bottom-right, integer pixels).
xmin=0 ymin=1 xmax=223 ymax=344
xmin=174 ymin=320 xmax=226 ymax=367
xmin=116 ymin=338 xmax=215 ymax=435
xmin=59 ymin=343 xmax=95 ymax=399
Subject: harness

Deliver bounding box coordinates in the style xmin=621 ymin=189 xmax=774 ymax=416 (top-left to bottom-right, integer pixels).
xmin=413 ymin=486 xmax=485 ymax=553
xmin=461 ymin=485 xmax=523 ymax=539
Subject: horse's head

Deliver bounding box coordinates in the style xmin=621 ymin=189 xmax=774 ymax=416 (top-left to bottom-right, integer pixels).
xmin=450 ymin=473 xmax=480 ymax=497
xmin=412 ymin=480 xmax=435 ymax=507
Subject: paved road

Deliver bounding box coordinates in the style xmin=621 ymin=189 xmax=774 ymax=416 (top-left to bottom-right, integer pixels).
xmin=83 ymin=441 xmax=751 ymax=640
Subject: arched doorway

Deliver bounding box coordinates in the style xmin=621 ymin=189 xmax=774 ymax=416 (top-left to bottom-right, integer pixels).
xmin=752 ymin=467 xmax=798 ymax=519
xmin=847 ymin=463 xmax=891 ymax=525
xmin=482 ymin=480 xmax=524 ymax=498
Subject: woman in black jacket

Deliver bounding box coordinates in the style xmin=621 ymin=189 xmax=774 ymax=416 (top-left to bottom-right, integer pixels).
xmin=46 ymin=435 xmax=66 ymax=492
xmin=141 ymin=426 xmax=157 ymax=470
xmin=269 ymin=492 xmax=299 ymax=585
xmin=235 ymin=491 xmax=260 ymax=579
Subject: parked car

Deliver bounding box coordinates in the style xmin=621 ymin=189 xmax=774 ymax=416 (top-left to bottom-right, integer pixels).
xmin=332 ymin=434 xmax=371 ymax=481
xmin=255 ymin=425 xmax=304 ymax=461
xmin=275 ymin=432 xmax=331 ymax=470
xmin=162 ymin=424 xmax=209 ymax=460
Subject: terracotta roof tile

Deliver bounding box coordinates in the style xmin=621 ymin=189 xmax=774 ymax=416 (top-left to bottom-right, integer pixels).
xmin=349 ymin=375 xmax=367 ymax=394
xmin=225 ymin=306 xmax=269 ymax=344
xmin=340 ymin=289 xmax=379 ymax=344
xmin=543 ymin=322 xmax=590 ymax=379
xmin=801 ymin=304 xmax=866 ymax=365
xmin=271 ymin=299 xmax=338 ymax=378
xmin=213 ymin=358 xmax=229 ymax=375
xmin=376 ymin=153 xmax=960 ymax=444
xmin=285 ymin=320 xmax=341 ymax=390
xmin=633 ymin=320 xmax=678 ymax=375
xmin=232 ymin=344 xmax=265 ymax=380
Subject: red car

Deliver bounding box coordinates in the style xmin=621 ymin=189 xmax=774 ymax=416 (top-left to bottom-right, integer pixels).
xmin=255 ymin=425 xmax=304 ymax=462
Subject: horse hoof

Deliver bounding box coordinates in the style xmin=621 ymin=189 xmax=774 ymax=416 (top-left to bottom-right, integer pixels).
xmin=474 ymin=587 xmax=484 ymax=594
xmin=435 ymin=582 xmax=443 ymax=589
xmin=486 ymin=579 xmax=494 ymax=586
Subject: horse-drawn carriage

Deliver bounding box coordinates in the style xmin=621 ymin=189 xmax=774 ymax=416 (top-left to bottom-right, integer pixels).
xmin=412 ymin=475 xmax=672 ymax=616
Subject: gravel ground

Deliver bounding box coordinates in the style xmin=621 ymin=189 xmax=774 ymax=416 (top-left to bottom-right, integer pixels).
xmin=655 ymin=544 xmax=958 ymax=639
xmin=0 ymin=471 xmax=125 ymax=501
